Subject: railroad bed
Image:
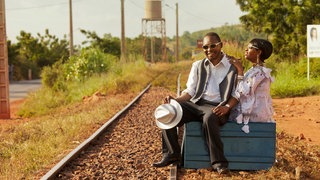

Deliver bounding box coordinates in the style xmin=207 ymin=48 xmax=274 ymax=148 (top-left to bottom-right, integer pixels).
xmin=53 ymin=86 xmax=228 ymax=179
xmin=55 ymin=87 xmax=173 ymax=179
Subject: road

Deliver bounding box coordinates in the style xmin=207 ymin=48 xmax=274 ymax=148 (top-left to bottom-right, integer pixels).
xmin=9 ymin=79 xmax=42 ymax=102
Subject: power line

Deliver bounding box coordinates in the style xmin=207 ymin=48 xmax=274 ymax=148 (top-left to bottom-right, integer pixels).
xmin=127 ymin=0 xmax=144 ymax=10
xmin=179 ymin=8 xmax=225 ymax=26
xmin=165 ymin=2 xmax=225 ymax=26
xmin=6 ymin=0 xmax=85 ymax=11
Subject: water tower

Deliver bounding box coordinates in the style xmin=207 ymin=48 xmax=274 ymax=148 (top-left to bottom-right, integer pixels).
xmin=142 ymin=0 xmax=166 ymax=62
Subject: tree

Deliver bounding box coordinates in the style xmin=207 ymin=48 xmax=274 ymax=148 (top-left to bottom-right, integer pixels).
xmin=236 ymin=0 xmax=320 ymax=60
xmin=80 ymin=30 xmax=121 ymax=57
xmin=37 ymin=29 xmax=69 ymax=66
xmin=9 ymin=30 xmax=70 ymax=79
xmin=16 ymin=30 xmax=69 ymax=67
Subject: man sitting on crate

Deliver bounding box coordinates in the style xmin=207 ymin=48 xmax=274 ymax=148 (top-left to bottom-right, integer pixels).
xmin=153 ymin=32 xmax=239 ymax=175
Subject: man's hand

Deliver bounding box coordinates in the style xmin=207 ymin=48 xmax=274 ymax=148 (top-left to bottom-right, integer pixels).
xmin=164 ymin=95 xmax=174 ymax=104
xmin=213 ymin=105 xmax=230 ymax=117
xmin=164 ymin=93 xmax=192 ymax=104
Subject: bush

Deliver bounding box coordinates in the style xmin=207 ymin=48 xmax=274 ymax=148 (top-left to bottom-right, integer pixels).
xmin=65 ymin=48 xmax=117 ymax=81
xmin=293 ymin=58 xmax=320 ymax=78
xmin=41 ymin=60 xmax=67 ymax=91
xmin=271 ymin=61 xmax=320 ymax=98
xmin=41 ymin=48 xmax=118 ymax=92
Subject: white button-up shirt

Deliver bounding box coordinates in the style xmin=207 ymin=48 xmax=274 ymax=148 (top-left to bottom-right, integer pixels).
xmin=182 ymin=53 xmax=236 ymax=103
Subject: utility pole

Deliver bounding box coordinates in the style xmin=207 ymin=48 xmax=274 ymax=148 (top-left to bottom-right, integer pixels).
xmin=120 ymin=0 xmax=126 ymax=62
xmin=0 ymin=0 xmax=10 ymax=119
xmin=175 ymin=3 xmax=179 ymax=62
xmin=69 ymin=0 xmax=74 ymax=56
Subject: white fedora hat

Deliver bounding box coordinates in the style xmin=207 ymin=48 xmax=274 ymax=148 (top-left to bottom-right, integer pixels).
xmin=154 ymin=99 xmax=183 ymax=129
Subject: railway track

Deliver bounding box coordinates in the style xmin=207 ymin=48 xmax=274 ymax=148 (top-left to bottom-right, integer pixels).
xmin=41 ymin=85 xmax=178 ymax=179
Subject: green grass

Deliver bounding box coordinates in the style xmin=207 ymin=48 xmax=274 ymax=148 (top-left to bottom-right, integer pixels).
xmin=271 ymin=61 xmax=320 ymax=98
xmin=271 ymin=71 xmax=320 ymax=98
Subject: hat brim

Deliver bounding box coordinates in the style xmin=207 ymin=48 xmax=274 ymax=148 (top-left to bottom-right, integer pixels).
xmin=155 ymin=99 xmax=183 ymax=129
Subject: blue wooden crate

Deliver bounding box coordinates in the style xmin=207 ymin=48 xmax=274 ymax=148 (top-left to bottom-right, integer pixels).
xmin=183 ymin=121 xmax=276 ymax=170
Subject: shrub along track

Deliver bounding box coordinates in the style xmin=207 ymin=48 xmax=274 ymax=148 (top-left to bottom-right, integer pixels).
xmin=37 ymin=87 xmax=319 ymax=179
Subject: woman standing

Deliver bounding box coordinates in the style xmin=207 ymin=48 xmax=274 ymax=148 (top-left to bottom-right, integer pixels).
xmin=228 ymin=38 xmax=275 ymax=133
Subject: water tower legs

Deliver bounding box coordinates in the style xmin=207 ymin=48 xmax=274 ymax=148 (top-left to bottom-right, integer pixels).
xmin=142 ymin=0 xmax=166 ymax=62
xmin=142 ymin=18 xmax=167 ymax=62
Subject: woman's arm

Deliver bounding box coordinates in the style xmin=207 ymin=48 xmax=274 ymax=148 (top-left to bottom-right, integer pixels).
xmin=237 ymin=68 xmax=267 ymax=97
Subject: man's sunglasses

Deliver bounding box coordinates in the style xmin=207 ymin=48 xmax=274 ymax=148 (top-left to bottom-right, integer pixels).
xmin=202 ymin=42 xmax=222 ymax=50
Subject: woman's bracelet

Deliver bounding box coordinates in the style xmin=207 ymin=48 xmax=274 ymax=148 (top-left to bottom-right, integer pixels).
xmin=237 ymin=75 xmax=244 ymax=80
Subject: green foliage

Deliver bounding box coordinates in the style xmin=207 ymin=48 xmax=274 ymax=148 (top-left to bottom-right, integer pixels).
xmin=41 ymin=47 xmax=117 ymax=95
xmin=272 ymin=75 xmax=320 ymax=98
xmin=65 ymin=48 xmax=117 ymax=82
xmin=103 ymin=59 xmax=155 ymax=94
xmin=41 ymin=60 xmax=67 ymax=91
xmin=126 ymin=35 xmax=145 ymax=57
xmin=17 ymin=30 xmax=69 ymax=67
xmin=17 ymin=88 xmax=68 ymax=117
xmin=8 ymin=29 xmax=69 ymax=80
xmin=37 ymin=29 xmax=69 ymax=66
xmin=80 ymin=30 xmax=121 ymax=57
xmin=181 ymin=47 xmax=193 ymax=60
xmin=142 ymin=36 xmax=165 ymax=62
xmin=236 ymin=0 xmax=320 ymax=60
xmin=271 ymin=61 xmax=320 ymax=98
xmin=294 ymin=58 xmax=320 ymax=78
xmin=80 ymin=31 xmax=150 ymax=63
xmin=177 ymin=24 xmax=266 ymax=49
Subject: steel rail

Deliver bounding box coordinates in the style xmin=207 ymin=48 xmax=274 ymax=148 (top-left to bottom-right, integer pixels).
xmin=41 ymin=84 xmax=151 ymax=180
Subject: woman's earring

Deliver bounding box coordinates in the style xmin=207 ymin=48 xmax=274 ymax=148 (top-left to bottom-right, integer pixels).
xmin=256 ymin=55 xmax=260 ymax=64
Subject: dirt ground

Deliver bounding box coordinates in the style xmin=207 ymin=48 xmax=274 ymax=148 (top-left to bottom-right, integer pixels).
xmin=0 ymin=99 xmax=30 ymax=127
xmin=272 ymin=95 xmax=320 ymax=146
xmin=2 ymin=95 xmax=320 ymax=147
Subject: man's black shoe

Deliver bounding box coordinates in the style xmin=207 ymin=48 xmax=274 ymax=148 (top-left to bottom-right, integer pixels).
xmin=215 ymin=167 xmax=229 ymax=175
xmin=152 ymin=156 xmax=180 ymax=167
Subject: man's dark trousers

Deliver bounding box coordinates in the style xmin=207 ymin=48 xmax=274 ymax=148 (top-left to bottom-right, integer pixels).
xmin=161 ymin=100 xmax=229 ymax=168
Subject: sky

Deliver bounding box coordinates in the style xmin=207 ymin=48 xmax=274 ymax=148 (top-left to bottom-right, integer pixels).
xmin=5 ymin=0 xmax=245 ymax=45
